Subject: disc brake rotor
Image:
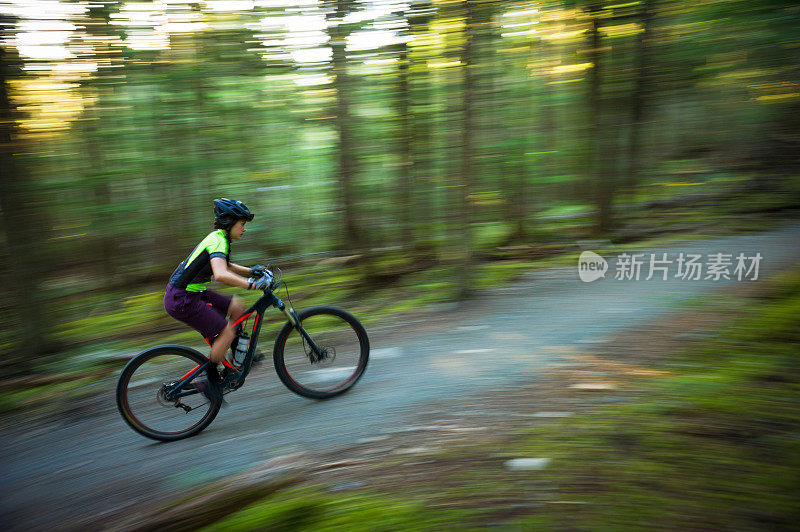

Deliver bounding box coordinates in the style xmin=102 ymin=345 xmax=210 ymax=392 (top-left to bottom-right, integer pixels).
xmin=316 ymin=346 xmax=336 ymax=365
xmin=156 ymin=383 xmax=177 ymax=407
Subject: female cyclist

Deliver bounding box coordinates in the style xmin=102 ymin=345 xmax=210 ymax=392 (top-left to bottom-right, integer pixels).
xmin=163 ymin=198 xmax=271 ymax=399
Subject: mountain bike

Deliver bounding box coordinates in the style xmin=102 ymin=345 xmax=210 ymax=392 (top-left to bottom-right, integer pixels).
xmin=116 ymin=268 xmax=370 ymax=441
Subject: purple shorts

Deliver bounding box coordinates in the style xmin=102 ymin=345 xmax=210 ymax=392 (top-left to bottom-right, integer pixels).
xmin=164 ymin=285 xmax=232 ymax=341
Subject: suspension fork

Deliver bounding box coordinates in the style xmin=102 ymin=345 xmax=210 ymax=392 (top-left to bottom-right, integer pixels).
xmin=273 ymin=298 xmax=324 ymax=359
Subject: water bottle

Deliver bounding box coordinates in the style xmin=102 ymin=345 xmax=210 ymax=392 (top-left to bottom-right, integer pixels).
xmin=234 ymin=333 xmax=250 ymax=365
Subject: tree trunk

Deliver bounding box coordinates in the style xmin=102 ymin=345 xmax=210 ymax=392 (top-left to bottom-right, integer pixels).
xmin=587 ymin=1 xmax=613 ymax=234
xmin=81 ymin=108 xmax=117 ymax=283
xmin=396 ymin=44 xmax=413 ymax=248
xmin=504 ymin=58 xmax=529 ymax=243
xmin=328 ymin=0 xmax=363 ymax=252
xmin=456 ymin=0 xmax=478 ymax=299
xmin=145 ymin=63 xmax=187 ymax=267
xmin=625 ymin=0 xmax=655 ymax=196
xmin=0 ymin=40 xmax=50 ymax=366
xmin=538 ymin=39 xmax=559 ymax=193
xmin=407 ymin=2 xmax=436 ymax=250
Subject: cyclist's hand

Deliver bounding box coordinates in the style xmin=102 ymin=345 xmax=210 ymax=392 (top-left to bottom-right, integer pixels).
xmin=250 ymin=264 xmax=270 ymax=277
xmin=248 ymin=275 xmax=273 ymax=291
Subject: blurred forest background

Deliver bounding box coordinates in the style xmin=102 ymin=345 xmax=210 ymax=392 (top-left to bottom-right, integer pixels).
xmin=1 ymin=0 xmax=799 ymax=375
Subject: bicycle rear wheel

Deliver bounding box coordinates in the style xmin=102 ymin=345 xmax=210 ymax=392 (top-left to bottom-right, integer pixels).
xmin=116 ymin=345 xmax=221 ymax=441
xmin=273 ymin=306 xmax=369 ymax=399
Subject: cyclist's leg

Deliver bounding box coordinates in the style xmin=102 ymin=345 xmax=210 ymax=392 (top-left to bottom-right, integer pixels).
xmin=198 ymin=290 xmax=241 ymax=363
xmin=167 ymin=290 xmax=230 ymax=363
xmin=209 ymin=323 xmax=236 ymax=363
xmin=228 ymin=297 xmax=246 ymax=321
xmin=164 ymin=286 xmax=229 ymax=401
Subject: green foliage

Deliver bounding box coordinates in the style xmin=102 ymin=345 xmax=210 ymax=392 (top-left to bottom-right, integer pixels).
xmin=202 ymin=487 xmax=471 ymax=531
xmin=473 ymin=260 xmax=540 ymax=289
xmin=53 ymin=291 xmax=169 ymax=344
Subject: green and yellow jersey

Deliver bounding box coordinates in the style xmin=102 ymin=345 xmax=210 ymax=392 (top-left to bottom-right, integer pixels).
xmin=168 ymin=229 xmax=229 ymax=292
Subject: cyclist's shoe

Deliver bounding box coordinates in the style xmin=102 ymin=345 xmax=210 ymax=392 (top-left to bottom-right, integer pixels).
xmin=192 ymin=372 xmax=225 ymax=406
xmin=252 ymin=350 xmax=266 ymax=367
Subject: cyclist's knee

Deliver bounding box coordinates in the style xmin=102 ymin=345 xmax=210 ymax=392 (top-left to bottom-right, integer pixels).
xmin=229 ymin=297 xmax=245 ymax=320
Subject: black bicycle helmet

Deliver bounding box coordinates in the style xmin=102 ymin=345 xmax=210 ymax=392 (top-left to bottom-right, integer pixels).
xmin=213 ymin=198 xmax=254 ymax=222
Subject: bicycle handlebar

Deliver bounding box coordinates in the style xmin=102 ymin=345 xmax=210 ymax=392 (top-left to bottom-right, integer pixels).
xmin=253 ymin=265 xmax=281 ymax=291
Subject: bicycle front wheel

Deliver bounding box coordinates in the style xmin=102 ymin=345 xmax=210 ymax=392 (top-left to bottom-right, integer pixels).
xmin=116 ymin=345 xmax=221 ymax=441
xmin=273 ymin=306 xmax=369 ymax=399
